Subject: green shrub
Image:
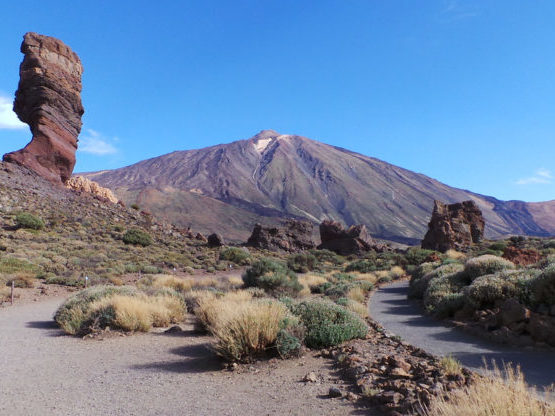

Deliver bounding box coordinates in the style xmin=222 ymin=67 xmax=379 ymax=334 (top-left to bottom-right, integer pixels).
xmin=289 ymin=299 xmax=367 ymax=348
xmin=276 ymin=316 xmax=305 ymax=358
xmin=345 ymin=259 xmax=377 ymax=273
xmin=409 ymin=263 xmax=465 ymax=299
xmin=411 ymin=261 xmax=441 ymax=280
xmin=219 ymin=247 xmax=251 ymax=265
xmin=15 ymin=212 xmax=44 ymax=230
xmin=423 ymin=271 xmax=467 ymax=315
xmin=122 ymin=228 xmax=152 ymax=247
xmin=287 ymin=253 xmax=318 ymax=273
xmin=309 ymin=249 xmax=344 ymax=265
xmin=463 ymin=274 xmax=519 ymax=310
xmin=405 ymin=248 xmax=437 ymax=265
xmin=488 ymin=241 xmax=508 ymax=252
xmin=463 ymin=255 xmax=515 ymax=281
xmin=434 ymin=292 xmax=465 ymax=318
xmin=530 ymin=265 xmax=555 ymax=306
xmin=130 ymin=203 xmax=140 ymax=210
xmin=242 ymin=258 xmax=302 ymax=297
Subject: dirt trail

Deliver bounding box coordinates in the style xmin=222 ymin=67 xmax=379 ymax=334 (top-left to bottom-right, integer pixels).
xmin=369 ymin=281 xmax=555 ymax=391
xmin=0 ymin=298 xmax=360 ymax=416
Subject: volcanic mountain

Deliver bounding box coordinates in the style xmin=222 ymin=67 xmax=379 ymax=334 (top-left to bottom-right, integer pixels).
xmin=83 ymin=130 xmax=555 ymax=243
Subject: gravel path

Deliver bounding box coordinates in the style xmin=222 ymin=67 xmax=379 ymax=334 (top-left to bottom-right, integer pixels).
xmin=369 ymin=281 xmax=555 ymax=391
xmin=0 ymin=298 xmax=359 ymax=416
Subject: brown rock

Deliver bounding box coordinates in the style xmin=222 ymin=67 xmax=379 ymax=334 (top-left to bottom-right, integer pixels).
xmin=3 ymin=32 xmax=84 ymax=184
xmin=66 ymin=176 xmax=118 ymax=203
xmin=207 ymin=233 xmax=224 ymax=247
xmin=502 ymin=246 xmax=541 ymax=266
xmin=318 ymin=220 xmax=381 ymax=255
xmin=195 ymin=232 xmax=208 ymax=242
xmin=421 ymin=200 xmax=485 ymax=252
xmin=527 ymin=314 xmax=555 ymax=346
xmin=500 ymin=298 xmax=530 ymax=326
xmin=246 ymin=220 xmax=315 ymax=253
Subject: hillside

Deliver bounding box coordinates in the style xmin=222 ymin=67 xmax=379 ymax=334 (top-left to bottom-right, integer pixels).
xmin=84 ymin=130 xmax=555 ymax=243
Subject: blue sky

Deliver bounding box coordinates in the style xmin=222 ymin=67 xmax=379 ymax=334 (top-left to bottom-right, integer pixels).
xmin=0 ymin=0 xmax=553 ymax=202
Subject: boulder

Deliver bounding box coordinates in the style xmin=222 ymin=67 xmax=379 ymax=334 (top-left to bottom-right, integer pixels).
xmin=246 ymin=220 xmax=315 ymax=253
xmin=317 ymin=220 xmax=378 ymax=255
xmin=502 ymin=246 xmax=541 ymax=266
xmin=66 ymin=176 xmax=118 ymax=203
xmin=207 ymin=233 xmax=224 ymax=247
xmin=195 ymin=232 xmax=208 ymax=243
xmin=421 ymin=200 xmax=485 ymax=252
xmin=3 ymin=32 xmax=84 ymax=184
xmin=527 ymin=314 xmax=555 ymax=346
xmin=500 ymin=298 xmax=530 ymax=327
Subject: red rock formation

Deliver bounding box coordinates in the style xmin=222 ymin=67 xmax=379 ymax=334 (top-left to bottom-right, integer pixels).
xmin=318 ymin=220 xmax=379 ymax=255
xmin=421 ymin=200 xmax=485 ymax=252
xmin=66 ymin=176 xmax=118 ymax=203
xmin=246 ymin=220 xmax=315 ymax=253
xmin=3 ymin=32 xmax=84 ymax=184
xmin=502 ymin=246 xmax=541 ymax=266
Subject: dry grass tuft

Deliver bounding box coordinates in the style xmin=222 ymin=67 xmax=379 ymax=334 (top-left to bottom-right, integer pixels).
xmin=347 ymin=286 xmax=366 ymax=303
xmin=227 ymin=275 xmax=244 ymax=288
xmin=353 ymin=272 xmax=378 ymax=285
xmin=151 ymin=274 xmax=193 ymax=292
xmin=0 ymin=286 xmax=11 ymax=302
xmin=345 ymin=299 xmax=368 ymax=318
xmin=389 ymin=266 xmax=405 ymax=279
xmin=425 ymin=363 xmax=554 ymax=416
xmin=194 ymin=290 xmax=253 ymax=329
xmin=439 ymin=355 xmax=462 ymax=376
xmin=90 ymin=294 xmax=185 ymax=332
xmin=299 ymin=273 xmax=329 ymax=297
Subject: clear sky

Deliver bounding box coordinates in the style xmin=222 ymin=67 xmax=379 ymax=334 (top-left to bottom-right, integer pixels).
xmin=0 ymin=0 xmax=553 ymax=202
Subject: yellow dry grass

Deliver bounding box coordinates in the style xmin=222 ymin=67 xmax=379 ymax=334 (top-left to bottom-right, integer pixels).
xmin=445 ymin=249 xmax=466 ymax=260
xmin=353 ymin=272 xmax=378 ymax=285
xmin=194 ymin=290 xmax=253 ymax=329
xmin=389 ymin=266 xmax=405 ymax=279
xmin=425 ymin=363 xmax=554 ymax=416
xmin=347 ymin=286 xmax=366 ymax=303
xmin=346 ymin=299 xmax=368 ymax=318
xmin=90 ymin=294 xmax=185 ymax=332
xmin=227 ymin=275 xmax=244 ymax=287
xmin=208 ymin=300 xmax=289 ymax=362
xmin=0 ymin=286 xmax=11 ymax=301
xmin=298 ymin=273 xmax=329 ymax=297
xmin=439 ymin=355 xmax=462 ymax=376
xmin=151 ymin=274 xmax=193 ymax=292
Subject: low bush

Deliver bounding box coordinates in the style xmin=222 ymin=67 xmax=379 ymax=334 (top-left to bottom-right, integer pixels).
xmin=287 ymin=253 xmax=318 ymax=273
xmin=423 ymin=272 xmax=467 ymax=316
xmin=15 ymin=212 xmax=44 ymax=230
xmin=309 ymin=249 xmax=344 ymax=265
xmin=219 ymin=247 xmax=251 ymax=265
xmin=463 ymin=255 xmax=515 ymax=281
xmin=289 ymin=299 xmax=367 ymax=348
xmin=530 ymin=265 xmax=555 ymax=306
xmin=122 ymin=228 xmax=152 ymax=247
xmin=242 ymin=258 xmax=302 ymax=297
xmin=5 ymin=273 xmax=35 ymax=288
xmin=276 ymin=316 xmax=305 ymax=358
xmin=54 ymin=285 xmax=184 ymax=335
xmin=463 ymin=274 xmax=519 ymax=310
xmin=409 ymin=263 xmax=465 ymax=299
xmin=405 ymin=248 xmax=437 ymax=265
xmin=345 ymin=259 xmax=378 ymax=273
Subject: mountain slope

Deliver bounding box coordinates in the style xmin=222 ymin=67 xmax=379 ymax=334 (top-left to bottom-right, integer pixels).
xmin=83 ymin=130 xmax=555 ymax=243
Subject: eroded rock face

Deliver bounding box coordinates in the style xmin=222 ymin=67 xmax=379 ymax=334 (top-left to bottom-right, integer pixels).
xmin=66 ymin=176 xmax=118 ymax=204
xmin=502 ymin=246 xmax=541 ymax=266
xmin=318 ymin=220 xmax=376 ymax=255
xmin=246 ymin=220 xmax=315 ymax=253
xmin=3 ymin=32 xmax=84 ymax=184
xmin=421 ymin=200 xmax=485 ymax=252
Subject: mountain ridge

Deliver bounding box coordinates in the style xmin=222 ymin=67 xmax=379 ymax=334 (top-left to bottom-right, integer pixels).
xmin=82 ymin=130 xmax=555 ymax=243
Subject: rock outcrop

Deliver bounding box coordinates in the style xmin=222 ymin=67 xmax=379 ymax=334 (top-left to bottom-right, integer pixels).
xmin=421 ymin=200 xmax=485 ymax=252
xmin=246 ymin=220 xmax=315 ymax=252
xmin=317 ymin=220 xmax=376 ymax=255
xmin=66 ymin=176 xmax=118 ymax=203
xmin=207 ymin=233 xmax=225 ymax=247
xmin=502 ymin=246 xmax=541 ymax=266
xmin=3 ymin=32 xmax=84 ymax=184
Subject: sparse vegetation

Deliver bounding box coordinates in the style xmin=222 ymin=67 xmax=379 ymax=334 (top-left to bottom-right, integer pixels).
xmin=219 ymin=247 xmax=251 ymax=265
xmin=242 ymin=258 xmax=302 ymax=297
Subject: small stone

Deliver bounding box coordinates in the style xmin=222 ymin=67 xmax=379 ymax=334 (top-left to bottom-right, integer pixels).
xmin=302 ymin=372 xmax=318 ymax=383
xmin=328 ymin=387 xmax=342 ymax=398
xmin=345 ymin=392 xmax=359 ymax=401
xmin=164 ymin=325 xmax=183 ymax=334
